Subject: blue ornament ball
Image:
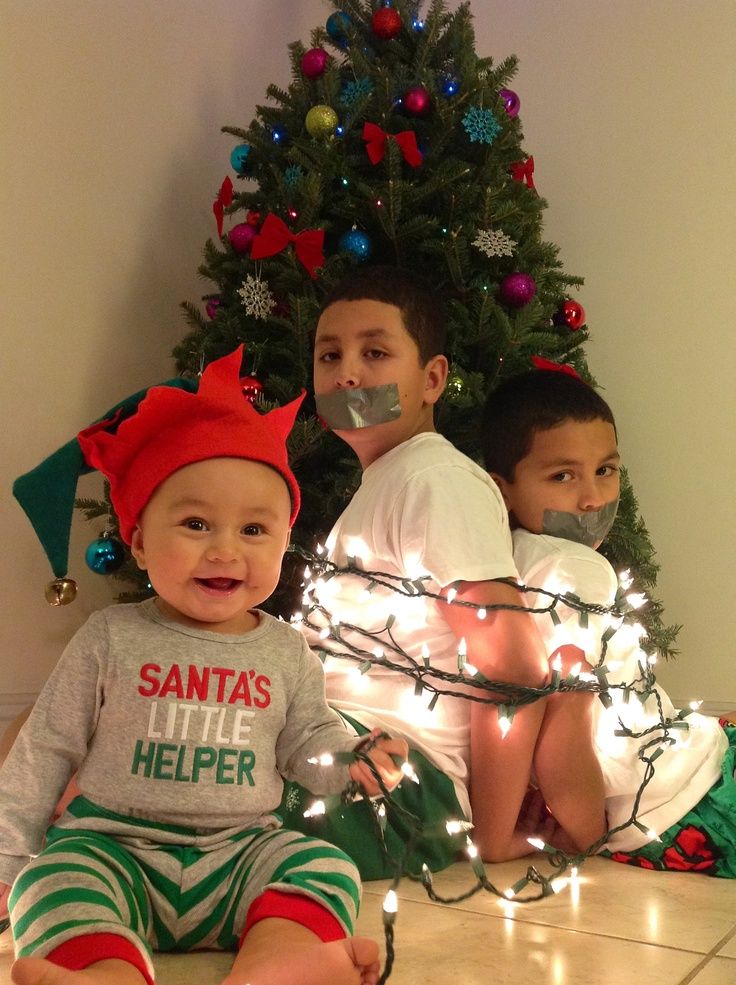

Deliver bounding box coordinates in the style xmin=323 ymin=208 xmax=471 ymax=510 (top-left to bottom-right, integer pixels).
xmin=85 ymin=535 xmax=125 ymax=574
xmin=326 ymin=10 xmax=352 ymax=45
xmin=339 ymin=228 xmax=372 ymax=261
xmin=229 ymin=143 xmax=251 ymax=173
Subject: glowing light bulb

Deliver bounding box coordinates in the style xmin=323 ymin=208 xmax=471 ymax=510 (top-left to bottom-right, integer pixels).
xmin=303 ymin=800 xmax=326 ymax=818
xmin=527 ymin=837 xmax=545 ymax=851
xmin=498 ymin=714 xmax=512 ymax=739
xmin=618 ymin=569 xmax=633 ymax=590
xmin=446 ymin=587 xmax=458 ymax=604
xmin=476 ymin=607 xmax=487 ymax=620
xmin=464 ymin=662 xmax=479 ymax=677
xmin=421 ymin=643 xmax=430 ymax=666
xmin=689 ymin=700 xmax=702 ymax=711
xmin=401 ymin=761 xmax=420 ymax=783
xmin=304 ymin=566 xmax=312 ymax=580
xmin=446 ymin=819 xmax=473 ymax=835
xmin=626 ymin=592 xmax=647 ymax=610
xmin=383 ymin=889 xmax=398 ymax=914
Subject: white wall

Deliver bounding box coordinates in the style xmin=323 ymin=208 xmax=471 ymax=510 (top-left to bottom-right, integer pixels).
xmin=2 ymin=1 xmax=734 ymax=722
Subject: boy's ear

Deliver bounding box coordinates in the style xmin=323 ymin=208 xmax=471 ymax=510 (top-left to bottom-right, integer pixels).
xmin=423 ymin=354 xmax=449 ymax=406
xmin=130 ymin=527 xmax=147 ymax=570
xmin=490 ymin=472 xmax=513 ymax=510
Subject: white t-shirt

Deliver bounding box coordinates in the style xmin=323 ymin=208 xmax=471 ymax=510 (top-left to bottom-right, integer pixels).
xmin=302 ymin=432 xmax=517 ymax=817
xmin=513 ymin=529 xmax=727 ymax=851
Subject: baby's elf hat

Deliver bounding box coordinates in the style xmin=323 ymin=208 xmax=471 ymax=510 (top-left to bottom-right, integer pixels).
xmin=13 ymin=346 xmax=304 ymax=603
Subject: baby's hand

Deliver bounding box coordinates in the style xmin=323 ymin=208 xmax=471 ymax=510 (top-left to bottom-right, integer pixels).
xmin=349 ymin=729 xmax=409 ymax=798
xmin=0 ymin=881 xmax=11 ymax=923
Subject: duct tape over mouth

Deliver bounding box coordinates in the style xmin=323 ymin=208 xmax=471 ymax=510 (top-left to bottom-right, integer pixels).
xmin=315 ymin=383 xmax=401 ymax=430
xmin=542 ymin=497 xmax=619 ymax=548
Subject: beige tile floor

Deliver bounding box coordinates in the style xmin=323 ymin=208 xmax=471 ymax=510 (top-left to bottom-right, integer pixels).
xmin=1 ymin=856 xmax=734 ymax=985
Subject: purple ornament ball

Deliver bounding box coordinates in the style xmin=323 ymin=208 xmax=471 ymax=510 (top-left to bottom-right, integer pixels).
xmin=499 ymin=88 xmax=521 ymax=118
xmin=499 ymin=272 xmax=537 ymax=307
xmin=229 ymin=223 xmax=256 ymax=255
xmin=403 ymin=85 xmax=430 ymax=115
xmin=205 ymin=297 xmax=222 ymax=319
xmin=301 ymin=47 xmax=329 ymax=80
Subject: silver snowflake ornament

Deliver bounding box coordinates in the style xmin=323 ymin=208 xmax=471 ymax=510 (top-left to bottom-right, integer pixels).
xmin=238 ymin=274 xmax=275 ymax=320
xmin=472 ymin=228 xmax=517 ymax=258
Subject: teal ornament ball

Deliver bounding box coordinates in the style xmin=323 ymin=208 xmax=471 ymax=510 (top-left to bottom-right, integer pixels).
xmin=230 ymin=143 xmax=251 ymax=173
xmin=326 ymin=10 xmax=352 ymax=46
xmin=85 ymin=534 xmax=125 ymax=574
xmin=306 ymin=104 xmax=338 ymax=139
xmin=339 ymin=228 xmax=372 ymax=261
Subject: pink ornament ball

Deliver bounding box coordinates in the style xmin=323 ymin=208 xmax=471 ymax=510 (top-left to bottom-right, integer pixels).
xmin=229 ymin=223 xmax=256 ymax=255
xmin=301 ymin=47 xmax=329 ymax=80
xmin=499 ymin=272 xmax=537 ymax=307
xmin=403 ymin=85 xmax=430 ymax=115
xmin=499 ymin=88 xmax=521 ymax=118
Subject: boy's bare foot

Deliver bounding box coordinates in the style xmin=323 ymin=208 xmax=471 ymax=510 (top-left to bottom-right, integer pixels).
xmin=11 ymin=957 xmax=146 ymax=985
xmin=222 ymin=936 xmax=381 ymax=985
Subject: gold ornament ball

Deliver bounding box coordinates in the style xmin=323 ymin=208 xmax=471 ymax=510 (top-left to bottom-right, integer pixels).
xmin=45 ymin=577 xmax=78 ymax=606
xmin=305 ymin=104 xmax=338 ymax=139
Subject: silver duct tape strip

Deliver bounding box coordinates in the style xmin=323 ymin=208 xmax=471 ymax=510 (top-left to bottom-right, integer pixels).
xmin=315 ymin=383 xmax=401 ymax=430
xmin=542 ymin=497 xmax=619 ymax=548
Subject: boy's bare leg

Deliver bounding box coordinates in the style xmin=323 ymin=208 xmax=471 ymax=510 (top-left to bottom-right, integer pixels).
xmin=533 ymin=690 xmax=607 ymax=853
xmin=222 ymin=918 xmax=380 ymax=985
xmin=11 ymin=958 xmax=147 ymax=985
xmin=470 ymin=699 xmax=548 ymax=861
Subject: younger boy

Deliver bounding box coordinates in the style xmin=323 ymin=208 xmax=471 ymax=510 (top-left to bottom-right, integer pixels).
xmin=1 ymin=347 xmax=407 ymax=985
xmin=280 ymin=266 xmax=607 ymax=873
xmin=482 ymin=366 xmax=735 ymax=874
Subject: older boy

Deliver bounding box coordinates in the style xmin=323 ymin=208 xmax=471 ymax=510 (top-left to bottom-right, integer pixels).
xmin=482 ymin=366 xmax=734 ymax=874
xmin=1 ymin=348 xmax=407 ymax=985
xmin=280 ymin=266 xmax=606 ymax=873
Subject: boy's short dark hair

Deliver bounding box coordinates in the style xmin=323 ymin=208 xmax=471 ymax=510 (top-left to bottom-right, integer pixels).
xmin=481 ymin=369 xmax=617 ymax=481
xmin=320 ymin=265 xmax=446 ymax=365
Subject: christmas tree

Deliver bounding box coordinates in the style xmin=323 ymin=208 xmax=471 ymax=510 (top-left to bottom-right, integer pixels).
xmin=79 ymin=0 xmax=678 ymax=657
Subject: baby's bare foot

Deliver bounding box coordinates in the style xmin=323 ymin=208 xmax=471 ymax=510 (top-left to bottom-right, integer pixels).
xmin=12 ymin=957 xmax=145 ymax=985
xmin=223 ymin=936 xmax=381 ymax=985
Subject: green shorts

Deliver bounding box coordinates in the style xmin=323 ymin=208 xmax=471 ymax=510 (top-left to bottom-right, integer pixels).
xmin=604 ymin=724 xmax=736 ymax=878
xmin=278 ymin=714 xmax=467 ymax=881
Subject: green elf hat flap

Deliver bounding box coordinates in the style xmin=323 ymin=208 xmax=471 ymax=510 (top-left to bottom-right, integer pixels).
xmin=12 ymin=376 xmax=197 ymax=592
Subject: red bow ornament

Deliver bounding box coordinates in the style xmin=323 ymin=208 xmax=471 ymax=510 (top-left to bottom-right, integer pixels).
xmin=213 ymin=176 xmax=234 ymax=238
xmin=362 ymin=122 xmax=422 ymax=168
xmin=510 ymin=156 xmax=535 ymax=190
xmin=531 ymin=355 xmax=581 ymax=380
xmin=250 ymin=213 xmax=325 ymax=279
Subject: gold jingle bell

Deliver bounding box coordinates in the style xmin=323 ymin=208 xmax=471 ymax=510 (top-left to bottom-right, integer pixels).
xmin=45 ymin=577 xmax=78 ymax=606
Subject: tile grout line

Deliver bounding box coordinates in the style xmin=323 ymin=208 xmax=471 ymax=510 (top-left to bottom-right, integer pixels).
xmin=361 ymin=890 xmax=736 ymax=959
xmin=674 ymin=924 xmax=736 ymax=985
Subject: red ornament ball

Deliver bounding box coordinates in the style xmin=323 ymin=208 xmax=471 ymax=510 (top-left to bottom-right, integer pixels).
xmin=559 ymin=299 xmax=586 ymax=330
xmin=499 ymin=272 xmax=537 ymax=307
xmin=240 ymin=375 xmax=264 ymax=404
xmin=301 ymin=47 xmax=329 ymax=79
xmin=403 ymin=85 xmax=430 ymax=116
xmin=371 ymin=7 xmax=402 ymax=39
xmin=229 ymin=223 xmax=256 ymax=255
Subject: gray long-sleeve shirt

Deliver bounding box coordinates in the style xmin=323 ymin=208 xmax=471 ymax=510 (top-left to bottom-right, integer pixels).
xmin=0 ymin=599 xmax=358 ymax=883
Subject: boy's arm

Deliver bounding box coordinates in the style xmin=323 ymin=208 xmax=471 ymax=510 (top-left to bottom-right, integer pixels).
xmin=439 ymin=578 xmax=550 ymax=862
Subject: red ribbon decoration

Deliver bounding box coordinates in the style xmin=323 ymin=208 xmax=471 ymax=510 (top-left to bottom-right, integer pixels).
xmin=510 ymin=156 xmax=535 ymax=190
xmin=213 ymin=176 xmax=234 ymax=238
xmin=362 ymin=122 xmax=422 ymax=168
xmin=531 ymin=355 xmax=581 ymax=380
xmin=250 ymin=213 xmax=325 ymax=280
